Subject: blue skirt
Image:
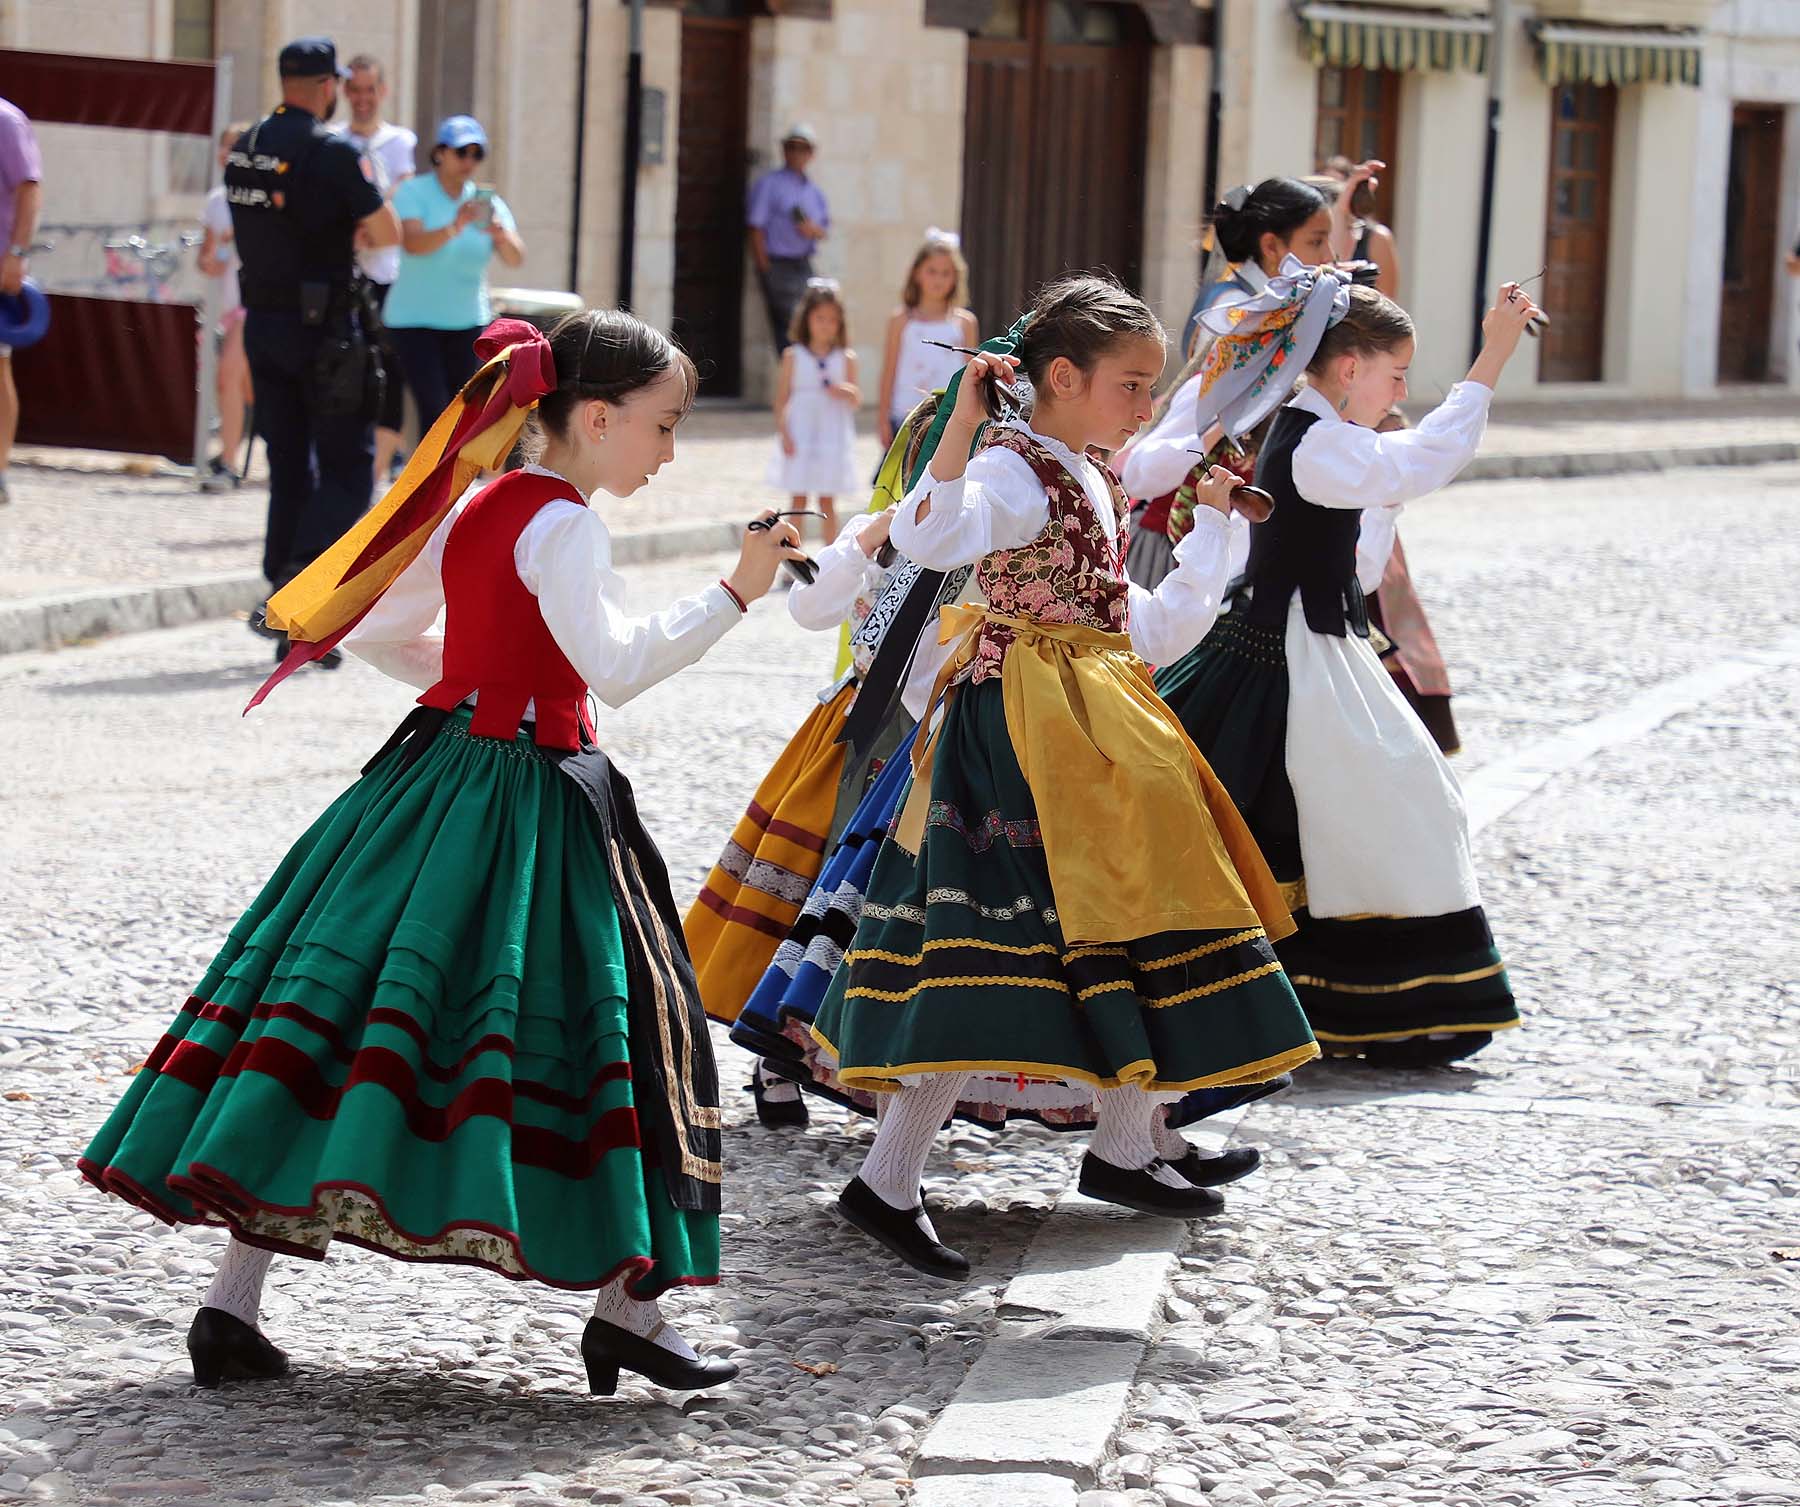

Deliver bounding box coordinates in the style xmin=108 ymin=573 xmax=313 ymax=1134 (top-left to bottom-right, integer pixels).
xmin=730 ymin=726 xmax=918 ymax=1064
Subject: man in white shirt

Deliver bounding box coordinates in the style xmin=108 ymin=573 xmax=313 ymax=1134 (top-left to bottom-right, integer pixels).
xmin=333 ymin=54 xmax=417 ymax=489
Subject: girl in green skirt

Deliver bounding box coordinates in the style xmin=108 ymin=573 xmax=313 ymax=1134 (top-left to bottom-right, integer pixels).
xmin=812 ymin=276 xmax=1319 ymax=1279
xmin=78 ymin=311 xmax=804 ymax=1393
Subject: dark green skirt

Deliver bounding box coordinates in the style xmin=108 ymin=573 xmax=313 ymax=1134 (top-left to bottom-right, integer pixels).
xmin=1156 ymin=615 xmax=1518 ymax=1047
xmin=811 ymin=680 xmax=1317 ymax=1094
xmin=79 ymin=711 xmax=718 ymax=1294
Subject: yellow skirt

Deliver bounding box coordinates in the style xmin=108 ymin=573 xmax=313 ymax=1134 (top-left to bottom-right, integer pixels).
xmin=683 ymin=682 xmax=852 ymax=1023
xmin=898 ymin=606 xmax=1294 ymax=948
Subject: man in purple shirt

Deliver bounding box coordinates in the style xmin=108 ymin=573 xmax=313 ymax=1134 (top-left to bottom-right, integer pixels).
xmin=746 ymin=123 xmax=830 ymax=351
xmin=0 ymin=96 xmax=43 ymax=507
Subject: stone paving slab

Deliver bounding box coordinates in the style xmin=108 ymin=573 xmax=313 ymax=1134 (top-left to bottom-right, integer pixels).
xmin=911 ymin=1472 xmax=1081 ymax=1506
xmin=999 ymin=1114 xmax=1239 ymax=1345
xmin=912 ymin=1337 xmax=1146 ymax=1485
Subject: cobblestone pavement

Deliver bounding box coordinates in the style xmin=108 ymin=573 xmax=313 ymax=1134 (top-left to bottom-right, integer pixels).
xmin=1 ymin=412 xmax=877 ymax=600
xmin=6 ymin=390 xmax=1795 ymax=601
xmin=2 ymin=464 xmax=1798 ymax=1506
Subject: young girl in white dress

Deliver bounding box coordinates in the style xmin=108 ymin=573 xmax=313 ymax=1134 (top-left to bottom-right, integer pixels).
xmin=771 ymin=279 xmax=860 ymax=541
xmin=875 ymin=230 xmax=978 ymax=450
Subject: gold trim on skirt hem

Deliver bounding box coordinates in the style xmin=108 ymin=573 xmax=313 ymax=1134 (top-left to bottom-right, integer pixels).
xmin=1287 ymin=961 xmax=1508 ymax=995
xmin=1316 ymin=1017 xmax=1521 ymax=1044
xmin=807 ymin=1025 xmax=1320 ymax=1094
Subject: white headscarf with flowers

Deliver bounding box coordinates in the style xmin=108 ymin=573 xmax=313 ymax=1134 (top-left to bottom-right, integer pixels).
xmin=1188 ymin=255 xmax=1352 ymax=446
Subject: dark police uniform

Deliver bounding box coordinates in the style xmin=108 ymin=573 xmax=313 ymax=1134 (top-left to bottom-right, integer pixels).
xmin=226 ymin=92 xmax=384 ymax=590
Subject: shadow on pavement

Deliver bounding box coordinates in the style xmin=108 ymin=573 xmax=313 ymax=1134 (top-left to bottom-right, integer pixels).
xmin=1278 ymin=1056 xmax=1502 ymax=1106
xmin=45 ymin=661 xmax=278 ymax=698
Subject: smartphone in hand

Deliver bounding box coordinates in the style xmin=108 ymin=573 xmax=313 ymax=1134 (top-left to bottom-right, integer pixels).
xmin=470 ymin=186 xmax=497 ymax=225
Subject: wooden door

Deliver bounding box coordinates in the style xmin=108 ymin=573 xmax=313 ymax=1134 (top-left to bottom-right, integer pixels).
xmin=1540 ymin=83 xmax=1616 ymax=383
xmin=1313 ymin=66 xmax=1402 ymax=227
xmin=672 ymin=14 xmax=751 ymax=396
xmin=959 ymin=1 xmax=1150 ymax=329
xmin=1718 ymin=104 xmax=1785 ymax=384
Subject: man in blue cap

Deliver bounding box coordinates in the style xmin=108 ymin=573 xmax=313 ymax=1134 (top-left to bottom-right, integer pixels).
xmin=225 ymin=35 xmax=402 ymax=658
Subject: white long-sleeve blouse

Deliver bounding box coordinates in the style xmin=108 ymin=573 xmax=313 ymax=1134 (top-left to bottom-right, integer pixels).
xmin=892 ymin=420 xmax=1236 ymax=668
xmin=345 ymin=466 xmax=743 ymax=708
xmin=1288 ymin=381 xmax=1491 ymax=509
xmin=785 ymin=510 xmax=886 ymax=632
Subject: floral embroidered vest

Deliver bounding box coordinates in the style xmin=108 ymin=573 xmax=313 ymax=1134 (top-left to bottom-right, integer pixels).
xmin=965 ymin=426 xmax=1130 ymax=685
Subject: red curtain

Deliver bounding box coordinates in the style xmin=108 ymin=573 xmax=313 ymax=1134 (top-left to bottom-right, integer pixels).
xmin=0 ymin=50 xmax=215 ymax=459
xmin=0 ymin=49 xmax=214 ymax=134
xmin=13 ymin=296 xmax=199 ymax=461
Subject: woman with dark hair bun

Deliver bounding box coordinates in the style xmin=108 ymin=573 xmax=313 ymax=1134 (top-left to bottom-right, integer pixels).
xmin=1119 ymin=178 xmax=1335 ymax=591
xmin=78 ymin=309 xmax=807 ymax=1398
xmin=1180 ymin=177 xmax=1333 ymax=359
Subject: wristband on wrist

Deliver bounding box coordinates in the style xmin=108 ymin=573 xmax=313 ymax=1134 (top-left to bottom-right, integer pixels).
xmin=718 ymin=578 xmax=748 ymax=614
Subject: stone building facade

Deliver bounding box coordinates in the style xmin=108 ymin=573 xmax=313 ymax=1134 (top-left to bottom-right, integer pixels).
xmin=2 ymin=0 xmax=1796 ymax=405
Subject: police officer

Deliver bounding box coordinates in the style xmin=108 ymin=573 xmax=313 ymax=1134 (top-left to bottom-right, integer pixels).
xmin=226 ymin=35 xmax=400 ymax=627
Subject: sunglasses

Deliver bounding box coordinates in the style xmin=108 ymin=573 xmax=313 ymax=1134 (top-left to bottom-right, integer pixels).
xmin=449 ymin=144 xmax=485 ymax=161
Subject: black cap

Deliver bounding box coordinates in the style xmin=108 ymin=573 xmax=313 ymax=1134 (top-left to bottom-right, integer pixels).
xmin=278 ymin=36 xmax=351 ymax=80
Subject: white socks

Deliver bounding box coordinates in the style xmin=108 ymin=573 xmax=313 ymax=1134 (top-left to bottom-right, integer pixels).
xmin=1090 ymin=1084 xmax=1160 ymax=1170
xmin=592 ymin=1274 xmax=699 ymax=1361
xmin=203 ymin=1237 xmax=274 ymax=1328
xmin=857 ymin=1072 xmax=969 ymax=1239
xmin=756 ymin=1058 xmax=801 ymax=1104
xmin=1153 ymin=1103 xmax=1196 ymax=1161
xmin=1091 ymin=1088 xmax=1195 ymax=1190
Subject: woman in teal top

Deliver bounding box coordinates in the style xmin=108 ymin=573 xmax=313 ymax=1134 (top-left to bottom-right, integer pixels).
xmin=385 ymin=114 xmax=527 ymax=424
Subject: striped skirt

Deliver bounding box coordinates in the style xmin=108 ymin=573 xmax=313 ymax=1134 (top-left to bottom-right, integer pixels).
xmin=684 ymin=683 xmax=852 ymax=1024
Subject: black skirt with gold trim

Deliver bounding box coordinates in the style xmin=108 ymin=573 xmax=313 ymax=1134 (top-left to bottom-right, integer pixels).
xmin=1156 ymin=612 xmax=1518 ymax=1049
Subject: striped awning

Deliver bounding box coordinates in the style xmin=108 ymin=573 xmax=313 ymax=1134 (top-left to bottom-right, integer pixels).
xmin=1530 ymin=21 xmax=1702 ymax=88
xmin=1294 ymin=2 xmax=1492 ymax=75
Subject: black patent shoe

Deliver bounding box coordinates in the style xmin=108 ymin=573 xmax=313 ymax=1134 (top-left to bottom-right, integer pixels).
xmin=187 ymin=1306 xmax=289 ymax=1389
xmin=749 ymin=1064 xmax=809 ymax=1129
xmin=580 ymin=1317 xmax=739 ymax=1396
xmin=1166 ymin=1144 xmax=1261 ymax=1188
xmin=1361 ymin=1032 xmax=1492 ymax=1069
xmin=837 ymin=1176 xmax=969 ymax=1280
xmin=1077 ymin=1153 xmax=1227 ymax=1218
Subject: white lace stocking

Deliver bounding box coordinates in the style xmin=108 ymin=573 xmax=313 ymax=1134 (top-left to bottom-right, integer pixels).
xmin=1153 ymin=1103 xmax=1196 ymax=1160
xmin=592 ymin=1274 xmax=699 ymax=1361
xmin=756 ymin=1057 xmax=801 ymax=1104
xmin=202 ymin=1237 xmax=274 ymax=1328
xmin=857 ymin=1072 xmax=968 ymax=1240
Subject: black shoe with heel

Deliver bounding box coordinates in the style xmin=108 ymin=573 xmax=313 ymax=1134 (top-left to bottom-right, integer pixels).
xmin=749 ymin=1063 xmax=809 ymax=1129
xmin=187 ymin=1306 xmax=289 ymax=1389
xmin=580 ymin=1317 xmax=738 ymax=1396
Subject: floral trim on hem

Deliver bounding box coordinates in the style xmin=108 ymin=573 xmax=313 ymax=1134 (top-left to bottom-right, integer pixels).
xmin=76 ymin=1159 xmax=715 ymax=1299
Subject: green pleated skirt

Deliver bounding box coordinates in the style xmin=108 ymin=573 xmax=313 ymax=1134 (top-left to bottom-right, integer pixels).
xmin=811 ymin=680 xmax=1318 ymax=1096
xmin=79 ymin=711 xmax=718 ymax=1295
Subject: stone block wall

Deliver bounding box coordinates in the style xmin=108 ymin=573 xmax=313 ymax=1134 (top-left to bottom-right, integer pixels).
xmin=738 ymin=0 xmax=969 ymax=405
